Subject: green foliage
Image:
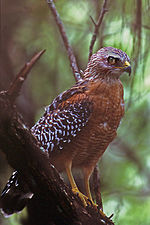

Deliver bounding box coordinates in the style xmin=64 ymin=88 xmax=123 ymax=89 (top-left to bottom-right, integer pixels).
xmin=1 ymin=0 xmax=150 ymax=224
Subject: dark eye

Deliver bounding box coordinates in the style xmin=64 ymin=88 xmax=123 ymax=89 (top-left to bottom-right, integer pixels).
xmin=108 ymin=56 xmax=119 ymax=65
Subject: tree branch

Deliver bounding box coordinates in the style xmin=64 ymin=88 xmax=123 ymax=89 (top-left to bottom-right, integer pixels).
xmin=0 ymin=88 xmax=114 ymax=225
xmin=7 ymin=50 xmax=46 ymax=103
xmin=46 ymin=0 xmax=81 ymax=82
xmin=88 ymin=0 xmax=108 ymax=61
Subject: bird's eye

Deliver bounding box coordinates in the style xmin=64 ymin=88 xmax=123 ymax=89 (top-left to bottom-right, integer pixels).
xmin=107 ymin=56 xmax=119 ymax=65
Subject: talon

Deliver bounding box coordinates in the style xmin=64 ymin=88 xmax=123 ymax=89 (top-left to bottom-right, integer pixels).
xmin=72 ymin=187 xmax=89 ymax=207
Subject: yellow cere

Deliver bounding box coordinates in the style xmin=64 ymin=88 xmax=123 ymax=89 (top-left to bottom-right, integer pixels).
xmin=124 ymin=61 xmax=130 ymax=67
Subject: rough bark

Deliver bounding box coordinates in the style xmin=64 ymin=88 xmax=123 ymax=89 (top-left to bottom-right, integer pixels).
xmin=0 ymin=90 xmax=114 ymax=225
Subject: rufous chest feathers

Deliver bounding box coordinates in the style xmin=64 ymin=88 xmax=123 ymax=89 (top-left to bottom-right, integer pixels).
xmin=85 ymin=78 xmax=124 ymax=131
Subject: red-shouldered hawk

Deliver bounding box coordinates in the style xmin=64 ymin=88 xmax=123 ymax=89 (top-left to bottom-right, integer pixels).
xmin=0 ymin=47 xmax=131 ymax=216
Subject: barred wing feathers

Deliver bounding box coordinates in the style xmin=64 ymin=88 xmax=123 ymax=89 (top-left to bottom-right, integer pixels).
xmin=31 ymin=85 xmax=93 ymax=154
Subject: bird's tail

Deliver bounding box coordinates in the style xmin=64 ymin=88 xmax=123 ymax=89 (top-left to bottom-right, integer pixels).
xmin=0 ymin=171 xmax=33 ymax=217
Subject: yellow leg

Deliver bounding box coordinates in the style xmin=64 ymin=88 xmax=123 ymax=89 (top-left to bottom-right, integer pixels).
xmin=66 ymin=164 xmax=112 ymax=221
xmin=83 ymin=168 xmax=95 ymax=204
xmin=83 ymin=168 xmax=107 ymax=218
xmin=65 ymin=163 xmax=89 ymax=206
xmin=84 ymin=174 xmax=93 ymax=202
xmin=65 ymin=163 xmax=78 ymax=191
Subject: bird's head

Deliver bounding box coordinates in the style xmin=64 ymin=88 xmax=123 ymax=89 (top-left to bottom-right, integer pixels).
xmin=84 ymin=47 xmax=131 ymax=80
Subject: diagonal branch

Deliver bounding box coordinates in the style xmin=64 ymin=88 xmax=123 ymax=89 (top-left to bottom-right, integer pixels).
xmin=88 ymin=0 xmax=108 ymax=61
xmin=46 ymin=0 xmax=81 ymax=82
xmin=0 ymin=92 xmax=114 ymax=225
xmin=7 ymin=49 xmax=46 ymax=103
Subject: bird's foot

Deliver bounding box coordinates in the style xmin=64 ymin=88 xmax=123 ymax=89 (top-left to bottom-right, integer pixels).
xmin=72 ymin=187 xmax=103 ymax=211
xmin=72 ymin=188 xmax=113 ymax=223
xmin=72 ymin=187 xmax=89 ymax=207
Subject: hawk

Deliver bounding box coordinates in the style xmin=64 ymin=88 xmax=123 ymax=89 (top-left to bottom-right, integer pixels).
xmin=0 ymin=47 xmax=131 ymax=216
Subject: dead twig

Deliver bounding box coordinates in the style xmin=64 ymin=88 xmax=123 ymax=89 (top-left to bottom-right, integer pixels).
xmin=7 ymin=49 xmax=46 ymax=103
xmin=46 ymin=0 xmax=81 ymax=82
xmin=88 ymin=0 xmax=108 ymax=61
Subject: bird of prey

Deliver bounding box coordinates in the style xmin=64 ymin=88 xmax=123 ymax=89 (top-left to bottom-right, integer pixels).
xmin=0 ymin=47 xmax=131 ymax=216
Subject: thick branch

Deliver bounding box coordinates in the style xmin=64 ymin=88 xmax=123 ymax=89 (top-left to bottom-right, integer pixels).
xmin=88 ymin=0 xmax=108 ymax=61
xmin=0 ymin=92 xmax=114 ymax=225
xmin=7 ymin=50 xmax=45 ymax=103
xmin=47 ymin=0 xmax=81 ymax=82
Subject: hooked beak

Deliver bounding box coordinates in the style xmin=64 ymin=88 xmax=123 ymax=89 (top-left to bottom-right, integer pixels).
xmin=123 ymin=61 xmax=131 ymax=76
